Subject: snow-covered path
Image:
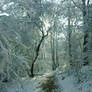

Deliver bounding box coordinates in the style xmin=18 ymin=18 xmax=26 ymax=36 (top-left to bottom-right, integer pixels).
xmin=36 ymin=72 xmax=62 ymax=92
xmin=6 ymin=72 xmax=79 ymax=92
xmin=6 ymin=72 xmax=62 ymax=92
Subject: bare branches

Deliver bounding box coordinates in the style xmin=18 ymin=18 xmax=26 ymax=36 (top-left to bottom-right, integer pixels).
xmin=30 ymin=22 xmax=53 ymax=77
xmin=44 ymin=26 xmax=53 ymax=37
xmin=71 ymin=0 xmax=82 ymax=10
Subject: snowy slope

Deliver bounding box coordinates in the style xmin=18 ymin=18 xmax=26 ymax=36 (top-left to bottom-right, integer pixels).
xmin=6 ymin=68 xmax=92 ymax=92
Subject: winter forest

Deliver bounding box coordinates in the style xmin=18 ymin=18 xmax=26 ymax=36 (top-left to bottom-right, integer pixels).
xmin=0 ymin=0 xmax=92 ymax=92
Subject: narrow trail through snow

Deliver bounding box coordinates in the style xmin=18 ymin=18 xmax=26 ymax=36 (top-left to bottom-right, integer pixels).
xmin=6 ymin=71 xmax=78 ymax=92
xmin=36 ymin=72 xmax=62 ymax=92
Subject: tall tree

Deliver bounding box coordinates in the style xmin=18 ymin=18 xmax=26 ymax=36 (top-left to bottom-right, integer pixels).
xmin=68 ymin=0 xmax=72 ymax=66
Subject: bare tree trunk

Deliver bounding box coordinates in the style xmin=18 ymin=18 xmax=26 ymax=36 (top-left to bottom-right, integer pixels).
xmin=55 ymin=31 xmax=59 ymax=67
xmin=30 ymin=26 xmax=52 ymax=77
xmin=31 ymin=36 xmax=44 ymax=77
xmin=82 ymin=0 xmax=89 ymax=66
xmin=68 ymin=2 xmax=72 ymax=66
xmin=50 ymin=31 xmax=56 ymax=70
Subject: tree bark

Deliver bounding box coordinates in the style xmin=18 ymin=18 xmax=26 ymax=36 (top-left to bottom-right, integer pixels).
xmin=68 ymin=1 xmax=72 ymax=66
xmin=31 ymin=36 xmax=44 ymax=77
xmin=55 ymin=31 xmax=59 ymax=67
xmin=50 ymin=31 xmax=56 ymax=70
xmin=82 ymin=0 xmax=89 ymax=66
xmin=30 ymin=26 xmax=52 ymax=77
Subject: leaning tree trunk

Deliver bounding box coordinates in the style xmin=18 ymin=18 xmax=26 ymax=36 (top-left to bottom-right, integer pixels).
xmin=30 ymin=26 xmax=52 ymax=77
xmin=31 ymin=36 xmax=44 ymax=77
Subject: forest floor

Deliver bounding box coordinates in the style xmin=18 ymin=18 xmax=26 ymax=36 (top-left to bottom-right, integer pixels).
xmin=5 ymin=67 xmax=92 ymax=92
xmin=6 ymin=70 xmax=77 ymax=92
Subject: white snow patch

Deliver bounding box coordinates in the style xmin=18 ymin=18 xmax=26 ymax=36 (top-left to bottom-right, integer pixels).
xmin=6 ymin=67 xmax=92 ymax=92
xmin=6 ymin=78 xmax=38 ymax=92
xmin=57 ymin=74 xmax=78 ymax=92
xmin=0 ymin=12 xmax=9 ymax=16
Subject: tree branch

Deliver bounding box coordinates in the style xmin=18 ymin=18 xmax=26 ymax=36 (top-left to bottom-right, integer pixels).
xmin=30 ymin=24 xmax=53 ymax=77
xmin=71 ymin=0 xmax=82 ymax=10
xmin=44 ymin=26 xmax=52 ymax=37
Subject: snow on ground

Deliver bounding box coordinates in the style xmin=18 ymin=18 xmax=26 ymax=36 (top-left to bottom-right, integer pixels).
xmin=6 ymin=68 xmax=92 ymax=92
xmin=6 ymin=71 xmax=77 ymax=92
xmin=77 ymin=65 xmax=92 ymax=92
xmin=57 ymin=74 xmax=78 ymax=92
xmin=6 ymin=77 xmax=38 ymax=92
